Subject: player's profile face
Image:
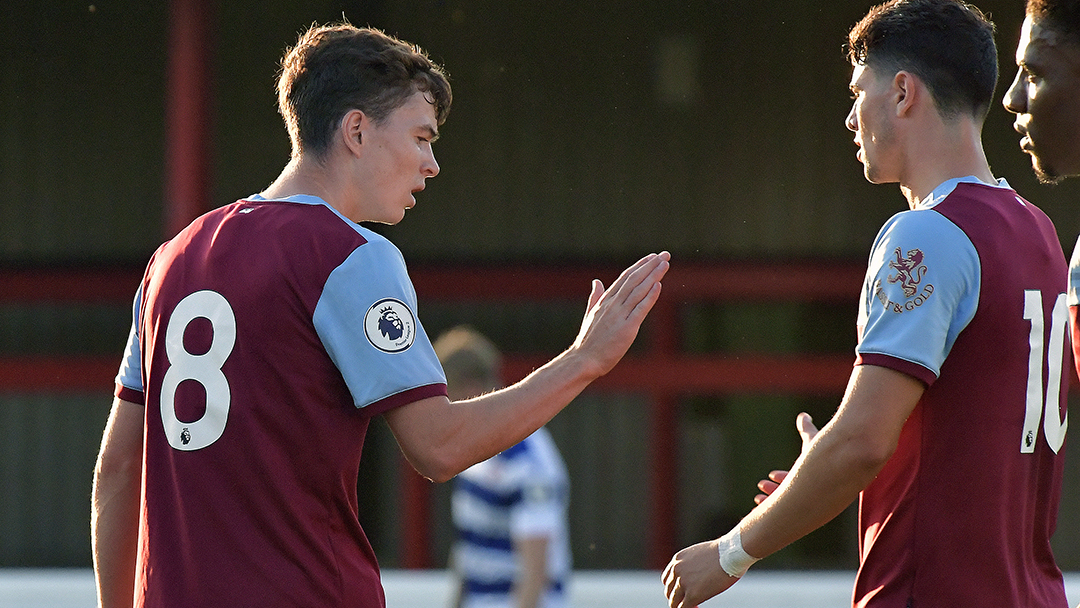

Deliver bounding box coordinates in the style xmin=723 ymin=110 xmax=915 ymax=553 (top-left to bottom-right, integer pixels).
xmin=846 ymin=63 xmax=898 ymax=185
xmin=1003 ymin=16 xmax=1080 ymax=184
xmin=356 ymin=90 xmax=441 ymax=224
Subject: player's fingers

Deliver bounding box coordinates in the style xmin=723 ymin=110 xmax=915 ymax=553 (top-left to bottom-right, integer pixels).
xmin=586 ymin=279 xmax=604 ymax=311
xmin=662 ymin=559 xmax=680 ymax=591
xmin=617 ymin=256 xmax=669 ymax=322
xmin=757 ymin=479 xmax=780 ymax=494
xmin=606 ymin=252 xmax=670 ymax=308
xmin=754 ymin=493 xmax=767 ymax=505
xmin=665 ymin=576 xmax=683 ymax=608
xmin=598 ymin=253 xmax=659 ymax=302
xmin=614 ymin=251 xmax=669 ymax=290
xmin=625 ymin=280 xmax=664 ymax=325
xmin=768 ymin=470 xmax=789 ymax=483
xmin=796 ymin=412 xmax=817 ymax=443
xmin=662 ymin=558 xmax=674 ymax=582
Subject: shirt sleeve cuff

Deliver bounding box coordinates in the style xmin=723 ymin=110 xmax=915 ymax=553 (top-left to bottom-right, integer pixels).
xmin=854 ymin=353 xmax=936 ymax=387
xmin=114 ymin=383 xmax=145 ymax=405
xmin=362 ymin=382 xmax=448 ymax=417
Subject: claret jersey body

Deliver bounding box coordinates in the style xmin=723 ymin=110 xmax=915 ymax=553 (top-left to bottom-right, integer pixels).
xmin=115 ymin=195 xmax=446 ymax=608
xmin=853 ymin=178 xmax=1069 ymax=607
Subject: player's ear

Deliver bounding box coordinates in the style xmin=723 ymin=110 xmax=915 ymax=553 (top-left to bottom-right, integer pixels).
xmin=341 ymin=109 xmax=369 ymax=155
xmin=892 ymin=71 xmax=917 ymax=117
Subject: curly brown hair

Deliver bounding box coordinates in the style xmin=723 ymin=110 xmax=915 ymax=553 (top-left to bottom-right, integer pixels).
xmin=277 ymin=24 xmax=452 ymax=159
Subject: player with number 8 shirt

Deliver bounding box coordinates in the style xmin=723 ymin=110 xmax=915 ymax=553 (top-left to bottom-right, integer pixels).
xmin=91 ymin=24 xmax=669 ymax=608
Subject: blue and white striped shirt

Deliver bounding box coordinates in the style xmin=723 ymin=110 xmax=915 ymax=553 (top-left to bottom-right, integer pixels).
xmin=451 ymin=427 xmax=571 ymax=608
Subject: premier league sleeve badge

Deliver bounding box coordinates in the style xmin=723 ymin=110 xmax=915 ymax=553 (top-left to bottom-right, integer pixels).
xmin=364 ymin=297 xmax=417 ymax=353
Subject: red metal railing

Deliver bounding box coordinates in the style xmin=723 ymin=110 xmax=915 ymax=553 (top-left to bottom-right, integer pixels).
xmin=0 ymin=260 xmax=864 ymax=568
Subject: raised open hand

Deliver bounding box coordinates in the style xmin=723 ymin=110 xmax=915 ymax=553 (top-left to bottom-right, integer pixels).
xmin=570 ymin=252 xmax=670 ymax=378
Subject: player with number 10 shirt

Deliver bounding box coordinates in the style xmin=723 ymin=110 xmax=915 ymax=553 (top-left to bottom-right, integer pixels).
xmin=851 ymin=178 xmax=1070 ymax=605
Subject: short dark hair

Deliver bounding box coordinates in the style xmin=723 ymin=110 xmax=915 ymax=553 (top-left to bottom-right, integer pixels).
xmin=277 ymin=24 xmax=452 ymax=158
xmin=1027 ymin=0 xmax=1080 ymax=47
xmin=847 ymin=0 xmax=998 ymax=119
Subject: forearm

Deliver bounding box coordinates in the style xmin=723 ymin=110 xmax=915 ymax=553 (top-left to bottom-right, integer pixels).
xmin=92 ymin=473 xmax=141 ymax=608
xmin=92 ymin=398 xmax=144 ymax=608
xmin=389 ymin=252 xmax=669 ymax=482
xmin=739 ymin=365 xmax=923 ymax=559
xmin=460 ymin=347 xmax=597 ymax=442
xmin=388 ymin=348 xmax=599 ymax=481
xmin=513 ymin=536 xmax=550 ymax=608
xmin=739 ymin=421 xmax=884 ymax=559
xmin=662 ymin=365 xmax=922 ymax=608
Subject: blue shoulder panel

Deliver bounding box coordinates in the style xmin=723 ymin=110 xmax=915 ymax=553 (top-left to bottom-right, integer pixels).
xmin=856 ymin=208 xmax=981 ymax=379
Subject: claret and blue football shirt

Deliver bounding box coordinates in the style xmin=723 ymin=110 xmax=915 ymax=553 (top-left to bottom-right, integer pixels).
xmin=852 ymin=177 xmax=1069 ymax=607
xmin=115 ymin=194 xmax=446 ymax=608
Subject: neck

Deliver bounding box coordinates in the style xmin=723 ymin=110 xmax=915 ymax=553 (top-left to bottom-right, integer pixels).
xmin=899 ymin=114 xmax=995 ymax=207
xmin=262 ymin=156 xmax=327 ymax=199
xmin=262 ymin=155 xmax=356 ymax=218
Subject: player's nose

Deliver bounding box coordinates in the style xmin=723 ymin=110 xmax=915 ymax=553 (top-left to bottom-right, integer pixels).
xmin=845 ymin=104 xmax=858 ymax=132
xmin=422 ymin=150 xmax=440 ymax=178
xmin=1002 ymin=68 xmax=1026 ymax=115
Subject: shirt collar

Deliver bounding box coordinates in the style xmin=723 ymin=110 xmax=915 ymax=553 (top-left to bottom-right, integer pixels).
xmin=246 ymin=193 xmax=329 ymax=207
xmin=915 ymin=175 xmax=1011 ymax=209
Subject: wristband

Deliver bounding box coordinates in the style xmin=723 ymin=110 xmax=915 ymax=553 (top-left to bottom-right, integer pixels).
xmin=717 ymin=528 xmax=759 ymax=578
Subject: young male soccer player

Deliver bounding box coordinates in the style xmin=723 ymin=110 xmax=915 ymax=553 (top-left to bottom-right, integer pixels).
xmin=1003 ymin=0 xmax=1080 ymax=385
xmin=663 ymin=1 xmax=1070 ymax=606
xmin=436 ymin=326 xmax=572 ymax=608
xmin=1003 ymin=0 xmax=1080 ymax=186
xmin=91 ymin=24 xmax=669 ymax=608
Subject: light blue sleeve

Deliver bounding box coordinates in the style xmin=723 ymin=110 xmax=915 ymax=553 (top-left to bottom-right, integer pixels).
xmin=1067 ymin=234 xmax=1080 ymax=307
xmin=114 ymin=286 xmax=144 ymax=393
xmin=855 ymin=209 xmax=981 ymax=380
xmin=313 ymin=232 xmax=445 ymax=410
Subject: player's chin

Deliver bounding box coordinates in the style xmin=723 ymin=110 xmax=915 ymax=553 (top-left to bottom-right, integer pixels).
xmin=1031 ymin=155 xmax=1065 ymax=186
xmin=863 ymin=165 xmax=884 ymax=185
xmin=373 ymin=209 xmax=408 ymax=226
xmin=392 ymin=198 xmax=416 ymax=221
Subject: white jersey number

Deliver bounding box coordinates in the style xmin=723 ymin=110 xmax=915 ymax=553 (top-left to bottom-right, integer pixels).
xmin=160 ymin=290 xmax=236 ymax=451
xmin=1021 ymin=290 xmax=1068 ymax=454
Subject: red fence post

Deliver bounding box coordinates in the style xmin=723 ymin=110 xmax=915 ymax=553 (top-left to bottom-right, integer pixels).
xmin=647 ymin=297 xmax=680 ymax=569
xmin=399 ymin=460 xmax=433 ymax=569
xmin=164 ymin=0 xmax=216 ymax=238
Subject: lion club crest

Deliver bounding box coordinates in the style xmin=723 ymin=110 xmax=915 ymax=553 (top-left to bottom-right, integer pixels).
xmin=364 ymin=298 xmax=416 ymax=353
xmin=887 ymin=247 xmax=927 ymax=298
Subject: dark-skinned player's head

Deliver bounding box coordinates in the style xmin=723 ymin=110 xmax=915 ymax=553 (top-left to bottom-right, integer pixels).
xmin=1002 ymin=0 xmax=1080 ymax=183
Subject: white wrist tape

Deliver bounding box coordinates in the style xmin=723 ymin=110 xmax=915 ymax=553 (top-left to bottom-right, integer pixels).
xmin=717 ymin=528 xmax=759 ymax=578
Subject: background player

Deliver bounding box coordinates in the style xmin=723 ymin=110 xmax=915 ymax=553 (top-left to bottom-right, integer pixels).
xmin=91 ymin=24 xmax=669 ymax=608
xmin=436 ymin=326 xmax=571 ymax=608
xmin=1002 ymin=0 xmax=1080 ymax=186
xmin=1002 ymin=0 xmax=1080 ymax=399
xmin=662 ymin=1 xmax=1071 ymax=606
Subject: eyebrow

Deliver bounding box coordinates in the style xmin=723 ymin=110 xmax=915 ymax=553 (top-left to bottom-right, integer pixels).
xmin=421 ymin=125 xmax=440 ymax=142
xmin=1017 ymin=57 xmax=1044 ymax=75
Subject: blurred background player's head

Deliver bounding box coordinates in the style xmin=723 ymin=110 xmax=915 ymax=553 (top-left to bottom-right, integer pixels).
xmin=847 ymin=0 xmax=998 ymax=120
xmin=276 ymin=24 xmax=452 ymax=159
xmin=433 ymin=325 xmax=503 ymax=401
